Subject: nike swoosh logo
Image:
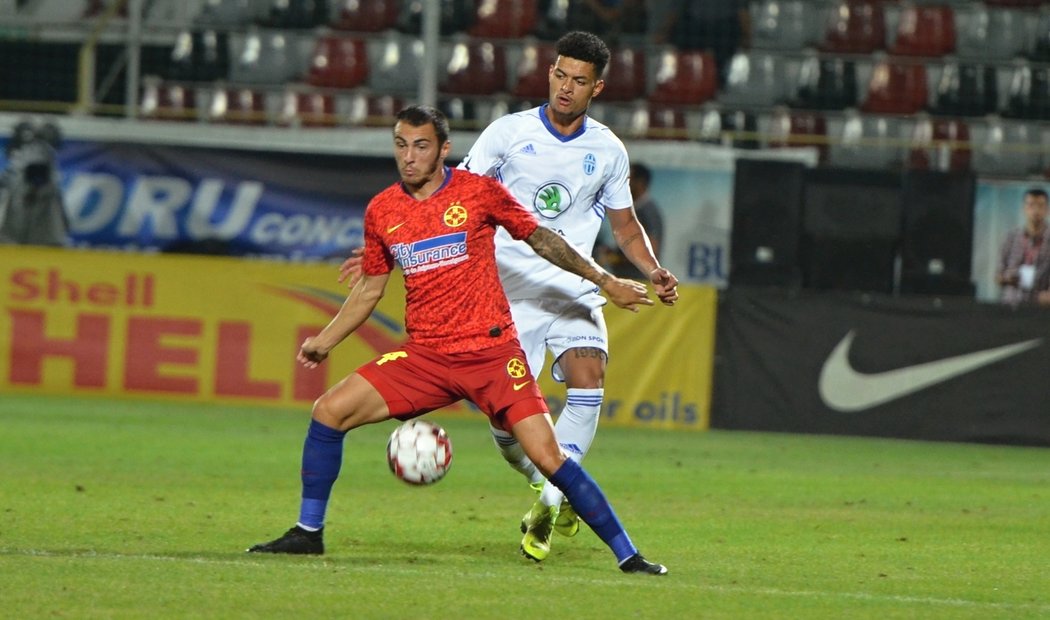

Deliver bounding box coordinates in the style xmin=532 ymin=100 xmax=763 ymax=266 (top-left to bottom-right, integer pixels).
xmin=387 ymin=222 xmax=405 ymax=233
xmin=512 ymin=381 xmax=531 ymax=391
xmin=819 ymin=330 xmax=1042 ymax=412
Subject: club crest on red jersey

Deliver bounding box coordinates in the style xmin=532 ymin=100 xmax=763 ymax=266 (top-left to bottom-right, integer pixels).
xmin=506 ymin=357 xmax=528 ymax=378
xmin=443 ymin=203 xmax=468 ymax=227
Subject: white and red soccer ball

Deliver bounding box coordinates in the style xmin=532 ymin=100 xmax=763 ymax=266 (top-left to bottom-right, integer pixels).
xmin=386 ymin=419 xmax=453 ymax=485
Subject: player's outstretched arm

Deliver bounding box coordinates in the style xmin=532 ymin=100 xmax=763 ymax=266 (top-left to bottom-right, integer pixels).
xmin=298 ymin=272 xmax=390 ymax=368
xmin=607 ymin=208 xmax=679 ymax=306
xmin=525 ymin=226 xmax=653 ymax=312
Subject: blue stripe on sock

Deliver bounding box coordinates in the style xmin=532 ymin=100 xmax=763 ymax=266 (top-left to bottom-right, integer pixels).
xmin=549 ymin=459 xmax=637 ymax=563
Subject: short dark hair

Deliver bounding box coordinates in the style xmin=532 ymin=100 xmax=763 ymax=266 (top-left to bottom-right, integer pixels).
xmin=631 ymin=163 xmax=651 ymax=185
xmin=555 ymin=31 xmax=610 ymax=78
xmin=1024 ymin=188 xmax=1048 ymax=201
xmin=396 ymin=104 xmax=450 ymax=146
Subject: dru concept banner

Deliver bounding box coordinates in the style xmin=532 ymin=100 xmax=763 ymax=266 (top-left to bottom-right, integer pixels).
xmin=713 ymin=287 xmax=1050 ymax=445
xmin=0 ymin=246 xmax=715 ymax=430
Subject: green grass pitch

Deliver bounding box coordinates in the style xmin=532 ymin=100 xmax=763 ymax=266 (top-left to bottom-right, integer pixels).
xmin=1 ymin=394 xmax=1049 ymax=619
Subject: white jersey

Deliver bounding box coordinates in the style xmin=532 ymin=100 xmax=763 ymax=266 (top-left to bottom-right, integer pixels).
xmin=459 ymin=105 xmax=633 ymax=301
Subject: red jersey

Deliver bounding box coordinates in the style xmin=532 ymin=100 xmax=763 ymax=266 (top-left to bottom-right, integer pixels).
xmin=362 ymin=167 xmax=540 ymax=353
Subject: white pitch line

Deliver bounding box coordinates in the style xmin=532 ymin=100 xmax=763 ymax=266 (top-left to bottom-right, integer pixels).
xmin=3 ymin=548 xmax=1048 ymax=613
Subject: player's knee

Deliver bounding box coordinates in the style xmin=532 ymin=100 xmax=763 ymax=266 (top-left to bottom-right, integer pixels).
xmin=311 ymin=393 xmax=355 ymax=430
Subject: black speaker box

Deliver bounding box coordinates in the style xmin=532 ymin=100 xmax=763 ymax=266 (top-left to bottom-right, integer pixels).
xmin=899 ymin=170 xmax=976 ymax=297
xmin=730 ymin=159 xmax=806 ymax=287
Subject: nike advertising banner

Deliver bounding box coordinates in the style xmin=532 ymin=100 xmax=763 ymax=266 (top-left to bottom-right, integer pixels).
xmin=713 ymin=287 xmax=1050 ymax=445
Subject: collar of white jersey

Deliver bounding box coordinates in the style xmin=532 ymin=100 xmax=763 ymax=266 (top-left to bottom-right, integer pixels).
xmin=538 ymin=104 xmax=588 ymax=143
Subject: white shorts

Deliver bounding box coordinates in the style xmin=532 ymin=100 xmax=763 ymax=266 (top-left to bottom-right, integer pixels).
xmin=509 ymin=293 xmax=608 ymax=383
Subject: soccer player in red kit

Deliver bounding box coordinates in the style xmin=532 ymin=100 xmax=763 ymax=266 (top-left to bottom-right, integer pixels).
xmin=248 ymin=105 xmax=667 ymax=575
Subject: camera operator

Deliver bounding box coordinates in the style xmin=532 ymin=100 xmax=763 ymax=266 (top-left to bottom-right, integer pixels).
xmin=0 ymin=119 xmax=69 ymax=247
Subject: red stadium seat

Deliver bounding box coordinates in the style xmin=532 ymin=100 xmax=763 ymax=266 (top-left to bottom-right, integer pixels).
xmin=908 ymin=116 xmax=971 ymax=172
xmin=469 ymin=0 xmax=538 ymax=39
xmin=645 ymin=105 xmax=689 ymax=141
xmin=511 ymin=42 xmax=554 ymax=100
xmin=442 ymin=39 xmax=508 ymax=96
xmin=648 ymin=49 xmax=718 ymax=106
xmin=140 ymin=78 xmax=197 ymax=122
xmin=820 ymin=0 xmax=886 ymax=54
xmin=281 ymin=90 xmax=339 ymax=127
xmin=890 ymin=4 xmax=955 ymax=57
xmin=600 ymin=47 xmax=646 ymax=102
xmin=209 ymin=87 xmax=267 ymax=125
xmin=331 ymin=0 xmax=400 ymax=32
xmin=861 ymin=58 xmax=928 ymax=114
xmin=306 ymin=35 xmax=368 ymax=89
xmin=769 ymin=108 xmax=828 ymax=162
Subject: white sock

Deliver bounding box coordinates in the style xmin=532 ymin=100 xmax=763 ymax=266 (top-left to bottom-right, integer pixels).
xmin=490 ymin=425 xmax=545 ymax=486
xmin=541 ymin=388 xmax=603 ymax=507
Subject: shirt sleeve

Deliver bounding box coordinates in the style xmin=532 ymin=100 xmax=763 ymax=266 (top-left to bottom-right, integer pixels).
xmin=458 ymin=117 xmax=508 ymax=177
xmin=361 ymin=198 xmax=394 ymax=276
xmin=600 ymin=138 xmax=634 ymax=212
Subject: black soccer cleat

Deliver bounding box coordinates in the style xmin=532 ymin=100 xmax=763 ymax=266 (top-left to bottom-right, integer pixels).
xmin=247 ymin=525 xmax=324 ymax=555
xmin=619 ymin=553 xmax=668 ymax=575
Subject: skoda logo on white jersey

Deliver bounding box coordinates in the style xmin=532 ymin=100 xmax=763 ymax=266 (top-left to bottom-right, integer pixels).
xmin=533 ymin=182 xmax=572 ymax=219
xmin=583 ymin=153 xmax=597 ymax=175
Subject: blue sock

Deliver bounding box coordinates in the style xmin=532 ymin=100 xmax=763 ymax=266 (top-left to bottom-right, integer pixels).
xmin=548 ymin=459 xmax=637 ymax=563
xmin=297 ymin=419 xmax=347 ymax=530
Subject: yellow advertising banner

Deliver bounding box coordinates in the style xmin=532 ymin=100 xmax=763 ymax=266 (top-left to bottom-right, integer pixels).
xmin=0 ymin=246 xmax=715 ymax=430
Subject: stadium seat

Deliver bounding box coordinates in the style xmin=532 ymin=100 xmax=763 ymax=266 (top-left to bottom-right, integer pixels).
xmin=648 ymin=49 xmax=717 ymax=106
xmin=306 ymin=35 xmax=368 ymax=89
xmin=346 ymin=93 xmax=403 ymax=127
xmin=193 ymin=0 xmax=256 ymax=28
xmin=261 ymin=0 xmax=328 ymax=29
xmin=1030 ymin=6 xmax=1050 ymax=62
xmin=820 ymin=0 xmax=886 ymax=54
xmin=140 ymin=77 xmax=198 ymax=121
xmin=768 ymin=107 xmax=828 ymax=162
xmin=397 ymin=0 xmax=476 ymax=36
xmin=792 ymin=52 xmax=858 ymax=110
xmin=957 ymin=3 xmax=1025 ymax=62
xmin=971 ymin=115 xmax=1041 ymax=176
xmin=511 ymin=41 xmax=555 ymax=101
xmin=469 ymin=0 xmax=538 ymax=39
xmin=889 ymin=3 xmax=956 ymax=57
xmin=442 ymin=39 xmax=508 ymax=96
xmin=751 ymin=0 xmax=820 ymax=51
xmin=279 ymin=90 xmax=339 ymax=126
xmin=697 ymin=107 xmax=760 ymax=149
xmin=207 ymin=86 xmax=268 ymax=125
xmin=861 ymin=57 xmax=928 ymax=114
xmin=230 ymin=29 xmax=305 ymax=85
xmin=167 ymin=29 xmax=230 ymax=82
xmin=330 ymin=0 xmax=399 ymax=32
xmin=599 ymin=47 xmax=646 ymax=102
xmin=718 ymin=51 xmax=789 ymax=108
xmin=644 ymin=105 xmax=689 ymax=141
xmin=932 ymin=60 xmax=998 ymax=117
xmin=1003 ymin=59 xmax=1050 ymax=120
xmin=907 ymin=115 xmax=971 ymax=172
xmin=828 ymin=111 xmax=905 ymax=170
xmin=367 ymin=32 xmax=425 ymax=97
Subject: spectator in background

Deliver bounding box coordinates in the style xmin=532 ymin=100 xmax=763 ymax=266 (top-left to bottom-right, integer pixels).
xmin=0 ymin=119 xmax=68 ymax=247
xmin=996 ymin=188 xmax=1050 ymax=307
xmin=658 ymin=0 xmax=751 ymax=87
xmin=595 ymin=163 xmax=664 ymax=279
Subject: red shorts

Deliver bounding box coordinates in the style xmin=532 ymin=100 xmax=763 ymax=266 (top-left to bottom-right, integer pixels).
xmin=356 ymin=339 xmax=548 ymax=432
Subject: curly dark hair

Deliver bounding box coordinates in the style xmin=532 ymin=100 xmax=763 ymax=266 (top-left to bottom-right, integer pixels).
xmin=396 ymin=104 xmax=450 ymax=146
xmin=555 ymin=31 xmax=610 ymax=78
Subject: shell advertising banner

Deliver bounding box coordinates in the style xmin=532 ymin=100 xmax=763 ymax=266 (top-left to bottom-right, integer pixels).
xmin=0 ymin=246 xmax=715 ymax=430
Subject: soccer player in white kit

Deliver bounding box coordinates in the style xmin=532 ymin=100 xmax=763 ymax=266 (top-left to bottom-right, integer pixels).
xmin=460 ymin=31 xmax=679 ymax=562
xmin=339 ymin=31 xmax=678 ymax=562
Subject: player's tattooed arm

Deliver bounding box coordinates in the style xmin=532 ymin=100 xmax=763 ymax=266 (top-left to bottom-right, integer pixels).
xmin=525 ymin=226 xmax=653 ymax=312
